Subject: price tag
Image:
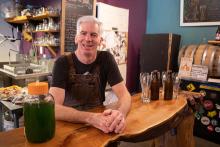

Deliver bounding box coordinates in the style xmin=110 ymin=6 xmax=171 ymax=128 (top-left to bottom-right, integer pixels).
xmin=178 ymin=57 xmax=193 ymax=78
xmin=191 ymin=64 xmax=208 ymax=81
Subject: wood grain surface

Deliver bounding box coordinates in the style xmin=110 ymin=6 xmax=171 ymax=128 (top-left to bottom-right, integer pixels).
xmin=0 ymin=93 xmax=191 ymax=147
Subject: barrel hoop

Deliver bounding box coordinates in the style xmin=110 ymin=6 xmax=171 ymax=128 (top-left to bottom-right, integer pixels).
xmin=209 ymin=46 xmax=217 ymax=73
xmin=194 ymin=44 xmax=208 ymax=65
xmin=191 ymin=46 xmax=198 ymax=63
xmin=202 ymin=46 xmax=208 ymax=65
xmin=218 ymin=56 xmax=220 ymax=76
xmin=184 ymin=45 xmax=198 ymax=58
xmin=178 ymin=45 xmax=187 ymax=66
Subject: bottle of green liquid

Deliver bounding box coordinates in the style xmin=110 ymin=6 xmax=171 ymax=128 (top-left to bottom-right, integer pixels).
xmin=24 ymin=82 xmax=55 ymax=143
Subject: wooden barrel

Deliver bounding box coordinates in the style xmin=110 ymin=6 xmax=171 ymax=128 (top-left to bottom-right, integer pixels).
xmin=178 ymin=45 xmax=198 ymax=65
xmin=178 ymin=44 xmax=220 ymax=78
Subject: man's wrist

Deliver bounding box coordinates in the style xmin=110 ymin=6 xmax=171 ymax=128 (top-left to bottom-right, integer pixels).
xmin=85 ymin=112 xmax=95 ymax=124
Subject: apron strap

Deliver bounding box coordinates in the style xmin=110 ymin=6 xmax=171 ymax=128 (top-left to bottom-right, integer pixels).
xmin=66 ymin=53 xmax=76 ymax=74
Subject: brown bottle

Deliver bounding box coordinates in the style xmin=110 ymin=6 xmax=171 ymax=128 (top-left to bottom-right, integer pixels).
xmin=150 ymin=70 xmax=160 ymax=100
xmin=164 ymin=71 xmax=173 ymax=100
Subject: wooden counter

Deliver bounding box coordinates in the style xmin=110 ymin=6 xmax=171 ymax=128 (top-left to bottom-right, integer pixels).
xmin=0 ymin=93 xmax=194 ymax=147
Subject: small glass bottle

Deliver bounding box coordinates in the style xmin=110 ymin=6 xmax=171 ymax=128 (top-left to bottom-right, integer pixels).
xmin=164 ymin=71 xmax=173 ymax=100
xmin=15 ymin=0 xmax=22 ymax=16
xmin=24 ymin=82 xmax=55 ymax=143
xmin=150 ymin=70 xmax=160 ymax=100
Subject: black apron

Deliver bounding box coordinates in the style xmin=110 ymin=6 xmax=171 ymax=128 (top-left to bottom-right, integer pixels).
xmin=64 ymin=53 xmax=103 ymax=110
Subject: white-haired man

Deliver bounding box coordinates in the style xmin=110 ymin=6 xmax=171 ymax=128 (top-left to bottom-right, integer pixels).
xmin=49 ymin=15 xmax=131 ymax=133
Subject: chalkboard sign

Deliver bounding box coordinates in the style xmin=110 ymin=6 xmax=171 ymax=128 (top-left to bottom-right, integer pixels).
xmin=61 ymin=0 xmax=96 ymax=54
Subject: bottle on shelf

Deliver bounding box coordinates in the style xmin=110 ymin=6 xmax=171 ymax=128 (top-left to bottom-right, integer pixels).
xmin=40 ymin=54 xmax=49 ymax=72
xmin=216 ymin=26 xmax=220 ymax=41
xmin=15 ymin=0 xmax=23 ymax=16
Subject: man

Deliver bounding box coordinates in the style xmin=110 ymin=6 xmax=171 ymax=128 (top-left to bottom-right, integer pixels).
xmin=49 ymin=15 xmax=131 ymax=134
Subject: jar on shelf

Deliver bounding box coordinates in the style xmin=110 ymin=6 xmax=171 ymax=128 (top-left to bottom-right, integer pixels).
xmin=23 ymin=82 xmax=55 ymax=143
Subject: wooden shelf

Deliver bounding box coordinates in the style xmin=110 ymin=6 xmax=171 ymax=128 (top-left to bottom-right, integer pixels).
xmin=208 ymin=40 xmax=220 ymax=45
xmin=5 ymin=14 xmax=60 ymax=58
xmin=30 ymin=12 xmax=59 ymax=20
xmin=33 ymin=29 xmax=59 ymax=33
xmin=5 ymin=16 xmax=29 ymax=24
xmin=35 ymin=44 xmax=59 ymax=47
xmin=4 ymin=13 xmax=59 ymax=24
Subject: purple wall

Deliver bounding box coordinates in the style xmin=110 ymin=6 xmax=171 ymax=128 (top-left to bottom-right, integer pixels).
xmin=97 ymin=0 xmax=147 ymax=93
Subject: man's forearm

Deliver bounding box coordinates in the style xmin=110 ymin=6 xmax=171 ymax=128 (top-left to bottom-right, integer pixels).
xmin=117 ymin=92 xmax=131 ymax=117
xmin=55 ymin=104 xmax=93 ymax=124
xmin=55 ymin=104 xmax=111 ymax=133
xmin=111 ymin=82 xmax=132 ymax=117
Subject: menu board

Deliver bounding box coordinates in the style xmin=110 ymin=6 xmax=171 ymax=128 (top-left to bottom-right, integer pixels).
xmin=61 ymin=0 xmax=96 ymax=54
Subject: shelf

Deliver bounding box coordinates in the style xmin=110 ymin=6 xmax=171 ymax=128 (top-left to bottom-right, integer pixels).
xmin=5 ymin=16 xmax=29 ymax=24
xmin=33 ymin=29 xmax=60 ymax=33
xmin=35 ymin=44 xmax=59 ymax=47
xmin=30 ymin=12 xmax=59 ymax=20
xmin=4 ymin=13 xmax=60 ymax=58
xmin=208 ymin=40 xmax=220 ymax=45
xmin=4 ymin=13 xmax=59 ymax=24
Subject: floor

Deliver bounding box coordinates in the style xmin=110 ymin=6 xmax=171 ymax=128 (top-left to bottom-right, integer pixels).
xmin=119 ymin=137 xmax=220 ymax=147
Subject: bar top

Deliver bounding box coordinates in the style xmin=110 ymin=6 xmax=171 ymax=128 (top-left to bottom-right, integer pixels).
xmin=0 ymin=93 xmax=190 ymax=147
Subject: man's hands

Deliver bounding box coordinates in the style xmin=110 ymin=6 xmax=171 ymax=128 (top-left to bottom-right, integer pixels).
xmin=87 ymin=109 xmax=126 ymax=134
xmin=103 ymin=109 xmax=125 ymax=133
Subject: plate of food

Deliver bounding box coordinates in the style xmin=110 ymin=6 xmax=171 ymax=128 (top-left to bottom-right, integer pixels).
xmin=0 ymin=85 xmax=27 ymax=104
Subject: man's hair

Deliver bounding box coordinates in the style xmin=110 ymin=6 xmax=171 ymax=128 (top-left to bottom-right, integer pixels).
xmin=76 ymin=15 xmax=103 ymax=35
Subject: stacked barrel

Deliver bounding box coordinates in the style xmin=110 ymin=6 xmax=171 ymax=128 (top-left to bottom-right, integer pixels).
xmin=178 ymin=44 xmax=220 ymax=78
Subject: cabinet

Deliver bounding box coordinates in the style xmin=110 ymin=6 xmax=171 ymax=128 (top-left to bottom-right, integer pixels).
xmin=5 ymin=10 xmax=60 ymax=58
xmin=140 ymin=33 xmax=181 ymax=73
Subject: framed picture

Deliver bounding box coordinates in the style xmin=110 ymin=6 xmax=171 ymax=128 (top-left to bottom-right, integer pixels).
xmin=180 ymin=0 xmax=220 ymax=26
xmin=99 ymin=30 xmax=128 ymax=65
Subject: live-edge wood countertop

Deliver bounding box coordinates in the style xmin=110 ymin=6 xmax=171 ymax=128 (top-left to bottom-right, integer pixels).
xmin=0 ymin=93 xmax=191 ymax=147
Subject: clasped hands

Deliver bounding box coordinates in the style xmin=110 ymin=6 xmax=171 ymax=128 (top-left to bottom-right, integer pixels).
xmin=90 ymin=109 xmax=126 ymax=134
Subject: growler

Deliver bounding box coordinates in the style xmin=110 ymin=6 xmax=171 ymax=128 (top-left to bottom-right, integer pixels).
xmin=150 ymin=70 xmax=160 ymax=100
xmin=164 ymin=71 xmax=173 ymax=100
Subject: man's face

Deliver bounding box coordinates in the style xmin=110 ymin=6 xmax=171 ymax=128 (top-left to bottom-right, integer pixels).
xmin=75 ymin=22 xmax=102 ymax=57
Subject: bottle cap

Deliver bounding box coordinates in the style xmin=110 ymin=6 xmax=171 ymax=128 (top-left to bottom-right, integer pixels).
xmin=28 ymin=82 xmax=48 ymax=95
